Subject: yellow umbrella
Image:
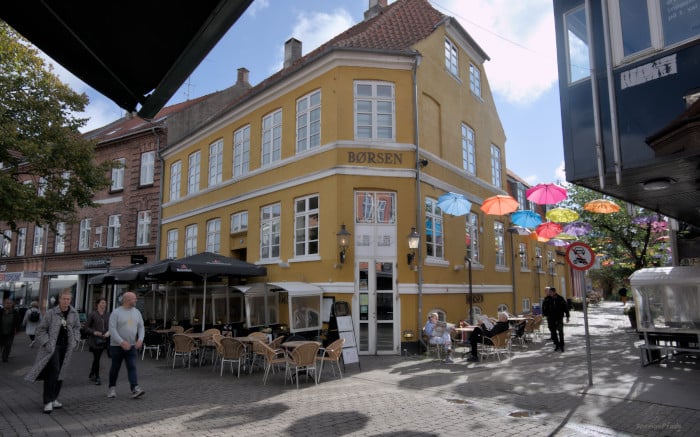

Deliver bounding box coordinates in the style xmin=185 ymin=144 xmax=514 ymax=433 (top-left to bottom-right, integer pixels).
xmin=584 ymin=199 xmax=620 ymax=214
xmin=554 ymin=233 xmax=577 ymax=240
xmin=546 ymin=207 xmax=579 ymax=223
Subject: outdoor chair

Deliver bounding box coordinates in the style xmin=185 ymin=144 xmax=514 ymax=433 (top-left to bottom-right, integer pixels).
xmin=141 ymin=331 xmax=164 ymax=360
xmin=219 ymin=337 xmax=246 ymax=377
xmin=171 ymin=334 xmax=197 ymax=369
xmin=285 ymin=342 xmax=320 ymax=388
xmin=261 ymin=342 xmax=288 ymax=385
xmin=316 ymin=338 xmax=345 ymax=382
xmin=479 ymin=329 xmax=512 ymax=361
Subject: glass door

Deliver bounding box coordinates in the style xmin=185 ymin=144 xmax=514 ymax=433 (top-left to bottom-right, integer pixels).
xmin=357 ymin=260 xmax=396 ymax=355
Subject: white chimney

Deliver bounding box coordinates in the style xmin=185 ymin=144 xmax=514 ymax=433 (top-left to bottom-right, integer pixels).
xmin=284 ymin=38 xmax=302 ymax=68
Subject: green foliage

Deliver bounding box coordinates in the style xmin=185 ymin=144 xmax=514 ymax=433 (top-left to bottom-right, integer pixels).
xmin=561 ymin=184 xmax=670 ymax=293
xmin=0 ymin=22 xmax=112 ymax=232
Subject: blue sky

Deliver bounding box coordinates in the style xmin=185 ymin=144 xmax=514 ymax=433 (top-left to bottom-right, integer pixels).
xmin=53 ymin=0 xmax=565 ymax=186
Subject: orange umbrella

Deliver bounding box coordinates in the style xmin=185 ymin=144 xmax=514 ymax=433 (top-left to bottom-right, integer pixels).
xmin=480 ymin=195 xmax=519 ymax=216
xmin=584 ymin=199 xmax=620 ymax=214
xmin=536 ymin=221 xmax=562 ymax=239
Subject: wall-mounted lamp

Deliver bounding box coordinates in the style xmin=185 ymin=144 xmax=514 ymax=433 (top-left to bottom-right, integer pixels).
xmin=407 ymin=226 xmax=420 ymax=265
xmin=418 ymin=159 xmax=429 ymax=168
xmin=402 ymin=329 xmax=414 ymax=339
xmin=336 ymin=224 xmax=351 ymax=265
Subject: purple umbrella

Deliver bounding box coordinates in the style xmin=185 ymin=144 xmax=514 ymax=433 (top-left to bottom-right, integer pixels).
xmin=563 ymin=221 xmax=592 ymax=237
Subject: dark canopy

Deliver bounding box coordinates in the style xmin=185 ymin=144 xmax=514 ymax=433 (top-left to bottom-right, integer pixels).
xmin=87 ymin=260 xmax=172 ymax=285
xmin=146 ymin=252 xmax=267 ymax=280
xmin=0 ymin=0 xmax=252 ymax=119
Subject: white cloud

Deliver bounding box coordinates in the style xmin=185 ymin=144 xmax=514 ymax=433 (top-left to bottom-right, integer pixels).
xmin=523 ymin=174 xmax=540 ymax=186
xmin=437 ymin=0 xmax=558 ymax=106
xmin=271 ymin=9 xmax=355 ymax=74
xmin=554 ymin=161 xmax=567 ymax=183
xmin=246 ymin=0 xmax=270 ymax=17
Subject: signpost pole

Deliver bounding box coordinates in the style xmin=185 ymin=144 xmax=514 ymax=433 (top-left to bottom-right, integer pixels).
xmin=566 ymin=241 xmax=596 ymax=386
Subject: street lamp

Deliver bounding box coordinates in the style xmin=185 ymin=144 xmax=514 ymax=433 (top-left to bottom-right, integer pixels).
xmin=336 ymin=224 xmax=351 ymax=265
xmin=407 ymin=226 xmax=419 ymax=266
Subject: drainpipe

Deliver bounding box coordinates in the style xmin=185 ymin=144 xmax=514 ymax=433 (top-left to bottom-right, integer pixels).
xmin=412 ymin=53 xmax=425 ymax=348
xmin=151 ymin=126 xmax=163 ymax=261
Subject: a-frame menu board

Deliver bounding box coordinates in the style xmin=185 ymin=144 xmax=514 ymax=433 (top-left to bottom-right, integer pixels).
xmin=336 ymin=315 xmax=360 ymax=370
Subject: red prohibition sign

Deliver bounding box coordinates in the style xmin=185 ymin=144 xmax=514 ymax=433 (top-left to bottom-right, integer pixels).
xmin=566 ymin=242 xmax=596 ymax=271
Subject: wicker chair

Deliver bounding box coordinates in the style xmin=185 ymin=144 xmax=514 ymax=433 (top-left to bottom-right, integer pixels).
xmin=248 ymin=331 xmax=268 ymax=342
xmin=261 ymin=342 xmax=288 ymax=385
xmin=171 ymin=334 xmax=197 ymax=369
xmin=219 ymin=337 xmax=246 ymax=377
xmin=285 ymin=342 xmax=320 ymax=389
xmin=141 ymin=331 xmax=164 ymax=360
xmin=316 ymin=338 xmax=345 ymax=382
xmin=479 ymin=329 xmax=512 ymax=361
xmin=210 ymin=334 xmax=225 ymax=371
xmin=200 ymin=328 xmax=221 ymax=365
xmin=170 ymin=325 xmax=184 ymax=333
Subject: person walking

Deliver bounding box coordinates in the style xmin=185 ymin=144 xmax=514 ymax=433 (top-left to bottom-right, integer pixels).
xmin=107 ymin=291 xmax=145 ymax=399
xmin=1 ymin=298 xmax=22 ymax=362
xmin=22 ymin=301 xmax=41 ymax=347
xmin=85 ymin=298 xmax=110 ymax=385
xmin=542 ymin=287 xmax=570 ymax=352
xmin=618 ymin=287 xmax=628 ymax=306
xmin=24 ymin=288 xmax=82 ymax=413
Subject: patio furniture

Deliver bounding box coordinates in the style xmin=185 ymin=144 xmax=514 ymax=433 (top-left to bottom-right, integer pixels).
xmin=219 ymin=337 xmax=246 ymax=377
xmin=479 ymin=329 xmax=512 ymax=361
xmin=260 ymin=342 xmax=288 ymax=385
xmin=316 ymin=338 xmax=345 ymax=382
xmin=285 ymin=341 xmax=320 ymax=388
xmin=171 ymin=334 xmax=197 ymax=369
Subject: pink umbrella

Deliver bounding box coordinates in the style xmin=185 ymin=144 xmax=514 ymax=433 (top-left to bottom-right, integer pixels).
xmin=526 ymin=183 xmax=568 ymax=205
xmin=536 ymin=221 xmax=563 ymax=239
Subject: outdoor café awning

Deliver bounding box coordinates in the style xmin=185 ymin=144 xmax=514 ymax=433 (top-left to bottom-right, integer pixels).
xmin=267 ymin=282 xmax=324 ymax=296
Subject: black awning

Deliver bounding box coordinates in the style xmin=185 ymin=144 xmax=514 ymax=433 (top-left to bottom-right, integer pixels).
xmin=0 ymin=0 xmax=252 ymax=119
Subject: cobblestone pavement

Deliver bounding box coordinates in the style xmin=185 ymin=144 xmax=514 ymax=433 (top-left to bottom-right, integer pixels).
xmin=1 ymin=301 xmax=699 ymax=436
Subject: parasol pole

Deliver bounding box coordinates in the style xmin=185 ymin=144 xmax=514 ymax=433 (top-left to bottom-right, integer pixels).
xmin=201 ymin=275 xmax=207 ymax=332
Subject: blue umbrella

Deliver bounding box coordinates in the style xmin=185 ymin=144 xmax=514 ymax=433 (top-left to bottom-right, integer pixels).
xmin=437 ymin=192 xmax=472 ymax=216
xmin=511 ymin=210 xmax=542 ymax=229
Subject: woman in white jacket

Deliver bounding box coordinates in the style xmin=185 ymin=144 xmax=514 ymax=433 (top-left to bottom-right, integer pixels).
xmin=22 ymin=301 xmax=41 ymax=347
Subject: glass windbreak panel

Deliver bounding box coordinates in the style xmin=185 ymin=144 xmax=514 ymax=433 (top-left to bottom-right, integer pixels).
xmin=266 ymin=294 xmax=279 ymax=325
xmin=565 ymin=6 xmax=591 ymax=83
xmin=376 ymin=323 xmax=393 ymax=351
xmin=634 ymin=284 xmax=700 ymax=331
xmin=227 ymin=294 xmax=244 ymax=323
xmin=246 ymin=295 xmax=266 ymax=327
xmin=290 ymin=295 xmax=320 ymax=331
xmin=620 ymin=0 xmax=651 ymax=57
xmin=660 ymin=0 xmax=700 ymax=47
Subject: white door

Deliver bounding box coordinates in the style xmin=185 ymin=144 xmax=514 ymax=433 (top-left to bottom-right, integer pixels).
xmin=356 ymin=260 xmax=396 ymax=355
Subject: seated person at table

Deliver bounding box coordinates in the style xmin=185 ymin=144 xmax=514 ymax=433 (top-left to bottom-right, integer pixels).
xmin=466 ymin=312 xmax=510 ymax=362
xmin=424 ymin=312 xmax=454 ymax=363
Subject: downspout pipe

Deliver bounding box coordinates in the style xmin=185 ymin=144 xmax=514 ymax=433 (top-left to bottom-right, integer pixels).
xmin=151 ymin=125 xmax=163 ymax=261
xmin=412 ymin=53 xmax=425 ymax=349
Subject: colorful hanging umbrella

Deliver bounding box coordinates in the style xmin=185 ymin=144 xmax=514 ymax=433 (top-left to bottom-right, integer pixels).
xmin=526 ymin=183 xmax=568 ymax=205
xmin=480 ymin=195 xmax=519 ymax=216
xmin=546 ymin=239 xmax=569 ymax=247
xmin=563 ymin=221 xmax=592 ymax=236
xmin=554 ymin=232 xmax=577 ymax=240
xmin=511 ymin=210 xmax=542 ymax=229
xmin=437 ymin=192 xmax=472 ymax=217
xmin=584 ymin=199 xmax=620 ymax=214
xmin=529 ymin=231 xmax=549 ymax=242
xmin=545 ymin=207 xmax=579 ymax=223
xmin=536 ymin=221 xmax=563 ymax=239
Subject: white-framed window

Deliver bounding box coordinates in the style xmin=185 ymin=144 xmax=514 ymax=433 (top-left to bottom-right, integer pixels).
xmin=230 ymin=211 xmax=248 ymax=233
xmin=354 ymin=81 xmax=395 ymax=140
xmin=170 ymin=161 xmax=181 ymax=201
xmin=294 ymin=195 xmax=319 ymax=257
xmin=466 ymin=212 xmax=479 ymax=264
xmin=469 ymin=63 xmax=481 ymax=97
xmin=425 ymin=198 xmax=444 ymax=259
xmin=111 ymin=158 xmax=125 ymax=191
xmin=535 ymin=246 xmax=543 ymax=271
xmin=208 ymin=139 xmax=223 ymax=187
xmin=490 ymin=144 xmax=502 ymax=187
xmin=55 ymin=222 xmax=65 ymax=253
xmin=206 ymin=218 xmax=221 ymax=254
xmin=137 ymin=211 xmax=151 ymax=246
xmin=60 ymin=171 xmax=70 ymax=195
xmin=37 ymin=177 xmax=47 ymax=197
xmin=79 ymin=219 xmax=91 ymax=251
xmin=32 ymin=226 xmax=44 ymax=255
xmin=461 ymin=123 xmax=475 ymax=174
xmin=262 ymin=109 xmax=282 ymax=166
xmin=516 ymin=183 xmax=527 ymax=210
xmin=445 ymin=38 xmax=459 ymax=76
xmin=564 ymin=5 xmax=591 ymax=83
xmin=296 ymin=90 xmax=321 ymax=153
xmin=522 ymin=298 xmax=531 ymax=313
xmin=1 ymin=230 xmax=11 ymax=257
xmin=166 ymin=229 xmax=178 ymax=259
xmin=608 ymin=0 xmax=700 ymax=66
xmin=140 ymin=151 xmax=155 ymax=186
xmin=547 ymin=251 xmax=556 ymax=275
xmin=185 ymin=224 xmax=198 ymax=256
xmin=188 ymin=151 xmax=201 ymax=195
xmin=260 ymin=203 xmax=281 ymax=260
xmin=106 ymin=214 xmax=121 ymax=248
xmin=233 ymin=125 xmax=250 ymax=177
xmin=16 ymin=227 xmax=26 ymax=256
xmin=519 ymin=242 xmax=528 ymax=269
xmin=494 ymin=221 xmax=505 ymax=266
xmin=354 ymin=191 xmax=396 ymax=224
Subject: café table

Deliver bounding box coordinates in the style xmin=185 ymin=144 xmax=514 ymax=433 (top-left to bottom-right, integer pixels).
xmin=281 ymin=340 xmax=321 ymax=350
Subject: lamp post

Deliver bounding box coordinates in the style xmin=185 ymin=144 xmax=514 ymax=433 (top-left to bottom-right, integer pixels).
xmin=464 ymin=232 xmax=474 ymax=324
xmin=507 ymin=227 xmax=519 ymax=315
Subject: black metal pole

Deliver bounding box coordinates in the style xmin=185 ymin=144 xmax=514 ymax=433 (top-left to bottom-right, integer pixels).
xmin=465 ymin=255 xmax=473 ymax=324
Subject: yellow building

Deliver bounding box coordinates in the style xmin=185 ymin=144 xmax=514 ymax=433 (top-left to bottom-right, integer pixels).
xmin=158 ymin=0 xmax=564 ymax=354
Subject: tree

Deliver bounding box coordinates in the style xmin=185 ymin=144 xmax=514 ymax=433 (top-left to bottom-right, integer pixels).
xmin=561 ymin=184 xmax=671 ymax=295
xmin=0 ymin=22 xmax=111 ymax=232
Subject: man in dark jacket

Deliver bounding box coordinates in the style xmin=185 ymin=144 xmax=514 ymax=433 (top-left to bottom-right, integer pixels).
xmin=467 ymin=312 xmax=510 ymax=362
xmin=0 ymin=298 xmax=22 ymax=362
xmin=542 ymin=287 xmax=570 ymax=352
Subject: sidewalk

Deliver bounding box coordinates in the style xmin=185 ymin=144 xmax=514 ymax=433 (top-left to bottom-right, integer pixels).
xmin=1 ymin=301 xmax=698 ymax=436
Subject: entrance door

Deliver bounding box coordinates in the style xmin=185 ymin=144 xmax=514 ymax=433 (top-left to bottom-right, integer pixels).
xmin=357 ymin=260 xmax=396 ymax=355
